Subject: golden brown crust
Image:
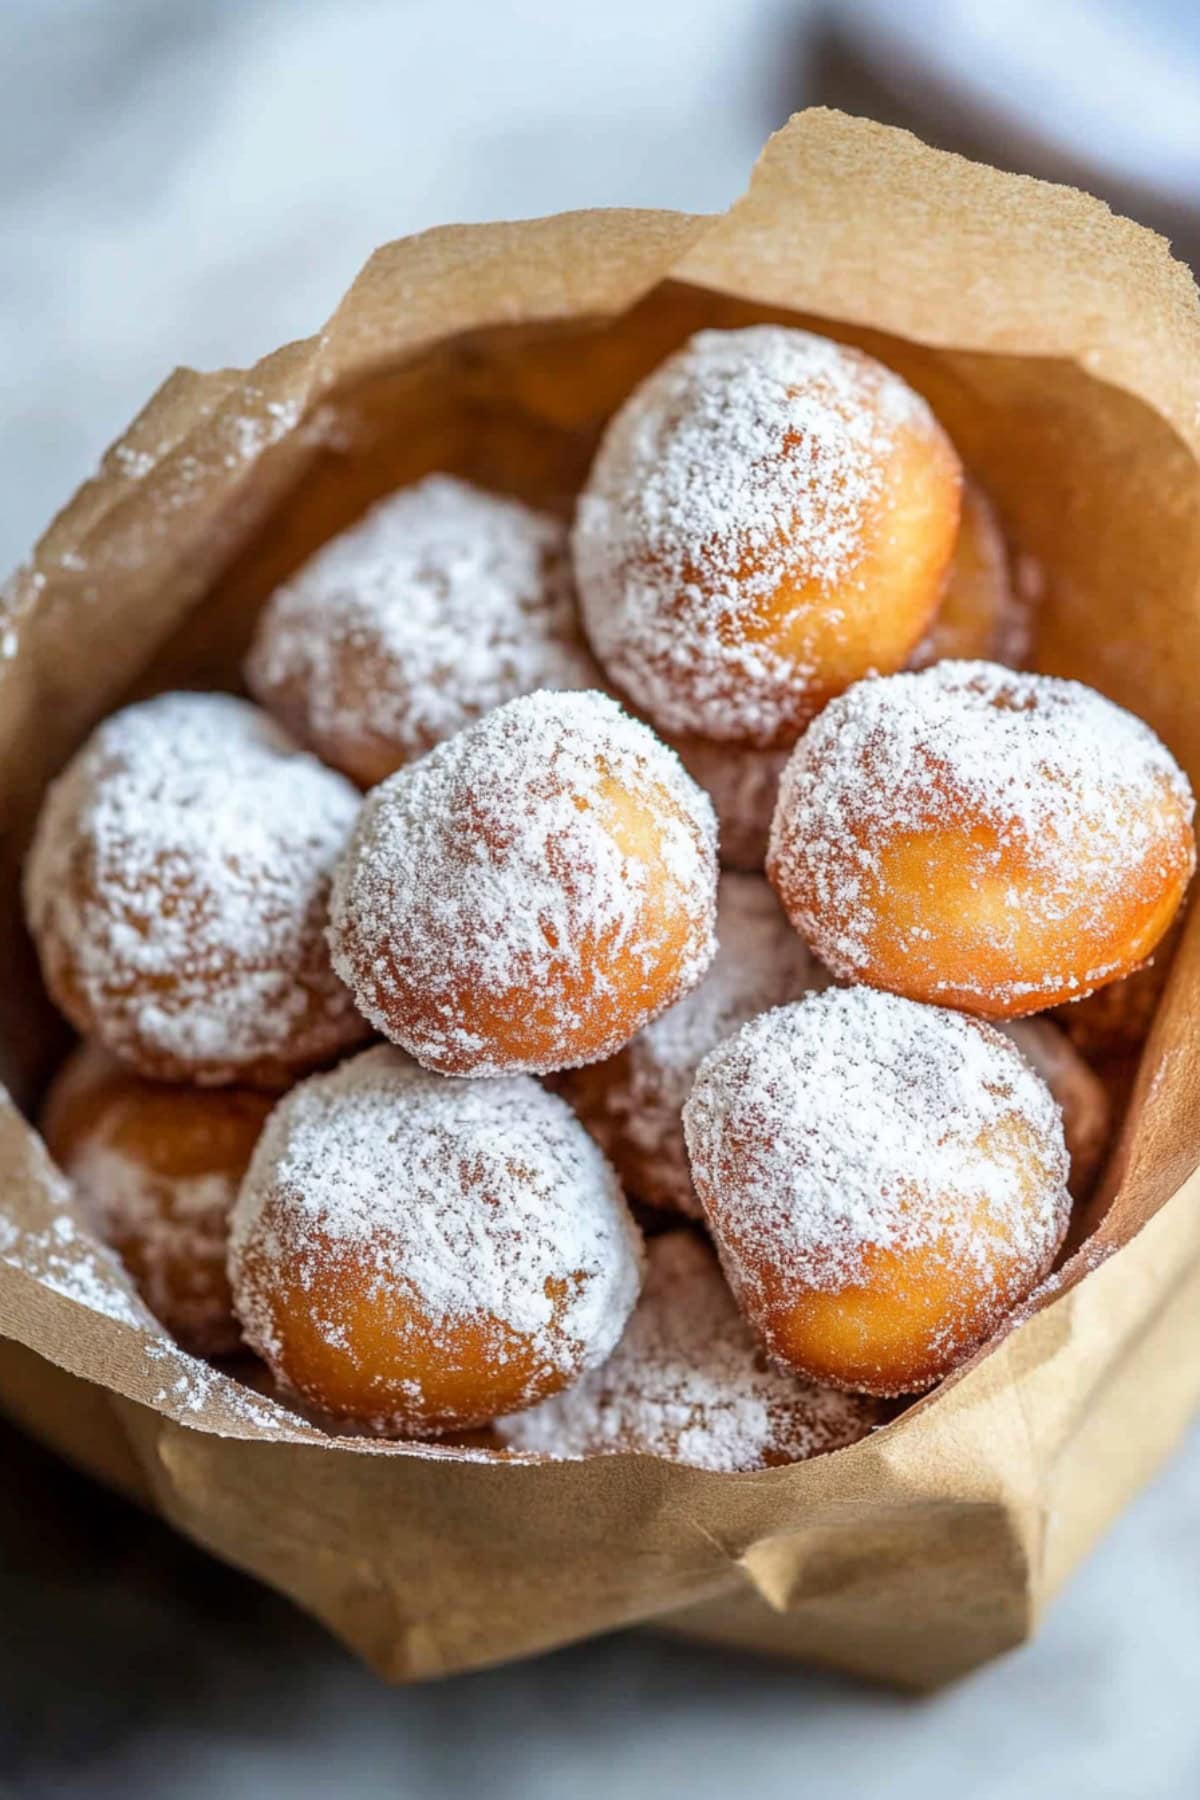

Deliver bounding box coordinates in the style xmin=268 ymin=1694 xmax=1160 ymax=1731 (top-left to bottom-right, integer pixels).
xmin=40 ymin=1043 xmax=274 ymax=1356
xmin=24 ymin=693 xmax=370 ymax=1087
xmin=575 ymin=327 xmax=962 ymax=749
xmin=769 ymin=664 xmax=1195 ymax=1020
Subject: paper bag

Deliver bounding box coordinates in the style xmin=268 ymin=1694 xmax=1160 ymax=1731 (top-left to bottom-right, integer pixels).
xmin=3 ymin=110 xmax=1200 ymax=1690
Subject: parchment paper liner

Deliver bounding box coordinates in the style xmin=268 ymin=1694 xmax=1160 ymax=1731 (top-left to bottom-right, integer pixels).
xmin=2 ymin=110 xmax=1199 ymax=1689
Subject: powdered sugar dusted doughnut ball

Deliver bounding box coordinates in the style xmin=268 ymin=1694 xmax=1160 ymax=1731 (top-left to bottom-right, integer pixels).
xmin=229 ymin=1045 xmax=644 ymax=1434
xmin=769 ymin=663 xmax=1195 ymax=1019
xmin=329 ymin=689 xmax=718 ymax=1077
xmin=40 ymin=1043 xmax=273 ymax=1356
xmin=24 ymin=693 xmax=370 ymax=1085
xmin=908 ymin=479 xmax=1031 ymax=670
xmin=664 ymin=733 xmax=789 ymax=871
xmin=574 ymin=326 xmax=961 ymax=749
xmin=498 ymin=1231 xmax=883 ymax=1471
xmin=1001 ymin=1019 xmax=1110 ymax=1200
xmin=661 ymin=481 xmax=1022 ymax=873
xmin=246 ymin=475 xmax=600 ymax=788
xmin=560 ymin=873 xmax=825 ymax=1216
xmin=683 ymin=988 xmax=1071 ymax=1396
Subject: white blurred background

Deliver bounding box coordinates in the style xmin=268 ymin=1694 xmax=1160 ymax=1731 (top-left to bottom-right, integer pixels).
xmin=6 ymin=0 xmax=1199 ymax=576
xmin=3 ymin=2 xmax=1200 ymax=1795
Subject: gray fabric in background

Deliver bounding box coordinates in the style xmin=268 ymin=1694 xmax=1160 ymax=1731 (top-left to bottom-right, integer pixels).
xmin=3 ymin=3 xmax=1200 ymax=1795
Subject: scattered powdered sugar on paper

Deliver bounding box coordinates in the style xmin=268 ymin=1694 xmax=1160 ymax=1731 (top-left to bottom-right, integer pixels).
xmin=2 ymin=1094 xmax=319 ymax=1432
xmin=0 ymin=1148 xmax=148 ymax=1331
xmin=140 ymin=1340 xmax=319 ymax=1433
xmin=230 ymin=1045 xmax=644 ymax=1424
xmin=143 ymin=1340 xmax=244 ymax=1412
xmin=683 ymin=986 xmax=1070 ymax=1297
xmin=328 ymin=688 xmax=718 ymax=1075
xmin=24 ymin=692 xmax=369 ymax=1082
xmin=0 ymin=1173 xmax=451 ymax=1444
xmin=247 ymin=474 xmax=600 ymax=776
xmin=563 ymin=873 xmax=825 ymax=1215
xmin=574 ymin=325 xmax=937 ymax=745
xmin=111 ymin=442 xmax=158 ymax=481
xmin=219 ymin=393 xmax=303 ymax=470
xmin=769 ymin=661 xmax=1195 ymax=1004
xmin=0 ymin=565 xmax=44 ymax=661
xmin=2 ymin=1211 xmax=147 ymax=1330
xmin=498 ymin=1231 xmax=882 ymax=1471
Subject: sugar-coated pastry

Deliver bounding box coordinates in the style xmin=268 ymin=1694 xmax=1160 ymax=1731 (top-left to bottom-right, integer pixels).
xmin=237 ymin=1357 xmax=505 ymax=1451
xmin=1052 ymin=919 xmax=1183 ymax=1059
xmin=246 ymin=475 xmax=600 ymax=788
xmin=328 ymin=689 xmax=718 ymax=1077
xmin=574 ymin=325 xmax=961 ymax=749
xmin=908 ymin=478 xmax=1031 ymax=670
xmin=497 ymin=1231 xmax=884 ymax=1471
xmin=24 ymin=693 xmax=370 ymax=1085
xmin=229 ymin=1046 xmax=644 ymax=1434
xmin=560 ymin=873 xmax=825 ymax=1216
xmin=40 ymin=1043 xmax=274 ymax=1356
xmin=662 ymin=484 xmax=1025 ymax=872
xmin=683 ymin=988 xmax=1071 ymax=1396
xmin=1001 ymin=1019 xmax=1111 ymax=1199
xmin=768 ymin=662 xmax=1195 ymax=1019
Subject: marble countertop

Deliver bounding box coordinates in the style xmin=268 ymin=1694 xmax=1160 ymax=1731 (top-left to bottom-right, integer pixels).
xmin=3 ymin=3 xmax=1199 ymax=1794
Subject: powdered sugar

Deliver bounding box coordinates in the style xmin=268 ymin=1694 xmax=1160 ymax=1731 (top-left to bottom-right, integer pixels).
xmin=140 ymin=1340 xmax=317 ymax=1434
xmin=498 ymin=1232 xmax=882 ymax=1472
xmin=247 ymin=474 xmax=600 ymax=784
xmin=328 ymin=688 xmax=718 ymax=1076
xmin=769 ymin=661 xmax=1195 ymax=1008
xmin=24 ymin=692 xmax=369 ymax=1083
xmin=666 ymin=733 xmax=789 ymax=871
xmin=230 ymin=1045 xmax=644 ymax=1431
xmin=562 ymin=873 xmax=825 ymax=1216
xmin=0 ymin=1157 xmax=148 ymax=1333
xmin=683 ymin=986 xmax=1070 ymax=1300
xmin=574 ymin=325 xmax=937 ymax=745
xmin=66 ymin=1144 xmax=238 ymax=1353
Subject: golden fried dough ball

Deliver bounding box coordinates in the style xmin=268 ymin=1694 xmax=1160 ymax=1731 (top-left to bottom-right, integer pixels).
xmin=683 ymin=988 xmax=1071 ymax=1396
xmin=659 ymin=479 xmax=1025 ymax=873
xmin=768 ymin=662 xmax=1194 ymax=1018
xmin=328 ymin=690 xmax=718 ymax=1076
xmin=24 ymin=693 xmax=369 ymax=1085
xmin=575 ymin=326 xmax=961 ymax=749
xmin=41 ymin=1042 xmax=274 ymax=1356
xmin=247 ymin=475 xmax=600 ymax=788
xmin=229 ymin=1046 xmax=644 ymax=1434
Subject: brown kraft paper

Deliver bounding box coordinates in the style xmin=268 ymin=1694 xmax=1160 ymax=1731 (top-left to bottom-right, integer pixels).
xmin=1 ymin=109 xmax=1200 ymax=1691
